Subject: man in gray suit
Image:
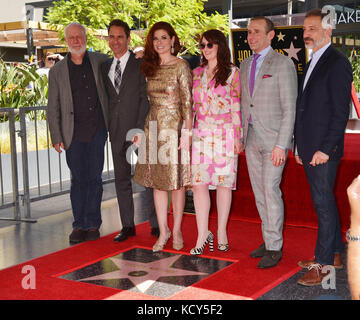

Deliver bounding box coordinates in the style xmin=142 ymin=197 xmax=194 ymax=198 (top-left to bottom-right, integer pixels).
xmin=47 ymin=22 xmax=109 ymax=244
xmin=101 ymin=19 xmax=158 ymax=242
xmin=240 ymin=16 xmax=297 ymax=268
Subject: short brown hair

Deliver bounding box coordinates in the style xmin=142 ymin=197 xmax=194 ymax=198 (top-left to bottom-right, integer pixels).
xmin=108 ymin=19 xmax=130 ymax=38
xmin=250 ymin=16 xmax=275 ymax=34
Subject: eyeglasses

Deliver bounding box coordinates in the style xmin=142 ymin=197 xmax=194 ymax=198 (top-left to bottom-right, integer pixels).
xmin=199 ymin=42 xmax=215 ymax=50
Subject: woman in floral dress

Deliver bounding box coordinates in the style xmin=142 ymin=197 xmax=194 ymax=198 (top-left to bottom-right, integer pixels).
xmin=190 ymin=29 xmax=243 ymax=255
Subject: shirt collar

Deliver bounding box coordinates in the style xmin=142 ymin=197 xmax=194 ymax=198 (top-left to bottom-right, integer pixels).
xmin=253 ymin=45 xmax=272 ymax=59
xmin=114 ymin=50 xmax=130 ymax=64
xmin=311 ymin=41 xmax=331 ymax=61
xmin=68 ymin=51 xmax=89 ymax=66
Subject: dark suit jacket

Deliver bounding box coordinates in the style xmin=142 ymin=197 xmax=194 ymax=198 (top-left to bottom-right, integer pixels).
xmin=294 ymin=45 xmax=353 ymax=163
xmin=101 ymin=52 xmax=149 ymax=153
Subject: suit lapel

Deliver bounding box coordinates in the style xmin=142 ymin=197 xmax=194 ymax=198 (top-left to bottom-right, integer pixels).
xmin=118 ymin=52 xmax=135 ymax=94
xmin=103 ymin=58 xmax=118 ymax=95
xmin=103 ymin=58 xmax=121 ymax=95
xmin=88 ymin=52 xmax=101 ymax=89
xmin=242 ymin=59 xmax=251 ymax=99
xmin=61 ymin=55 xmax=74 ymax=109
xmin=103 ymin=58 xmax=113 ymax=79
xmin=298 ymin=60 xmax=311 ymax=98
xmin=302 ymin=45 xmax=333 ymax=96
xmin=252 ymin=48 xmax=273 ymax=97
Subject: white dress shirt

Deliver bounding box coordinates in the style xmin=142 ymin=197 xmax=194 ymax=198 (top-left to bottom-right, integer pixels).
xmin=108 ymin=50 xmax=130 ymax=87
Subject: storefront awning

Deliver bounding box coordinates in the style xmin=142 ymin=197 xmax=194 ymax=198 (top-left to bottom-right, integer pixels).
xmin=0 ymin=20 xmax=108 ymax=49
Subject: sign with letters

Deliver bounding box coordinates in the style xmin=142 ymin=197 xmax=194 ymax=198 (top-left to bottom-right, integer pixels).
xmin=231 ymin=26 xmax=307 ymax=80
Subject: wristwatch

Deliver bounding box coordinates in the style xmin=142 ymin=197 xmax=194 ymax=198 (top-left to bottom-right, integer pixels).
xmin=346 ymin=229 xmax=360 ymax=242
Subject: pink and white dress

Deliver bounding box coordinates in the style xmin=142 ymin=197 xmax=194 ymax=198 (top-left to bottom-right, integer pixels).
xmin=191 ymin=65 xmax=242 ymax=189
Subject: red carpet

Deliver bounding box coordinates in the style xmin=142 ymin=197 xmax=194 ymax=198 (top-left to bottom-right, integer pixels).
xmin=214 ymin=133 xmax=360 ymax=231
xmin=1 ymin=134 xmax=356 ymax=300
xmin=0 ymin=214 xmax=317 ymax=300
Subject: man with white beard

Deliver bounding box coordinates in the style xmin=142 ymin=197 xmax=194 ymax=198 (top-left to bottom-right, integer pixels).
xmin=47 ymin=23 xmax=109 ymax=244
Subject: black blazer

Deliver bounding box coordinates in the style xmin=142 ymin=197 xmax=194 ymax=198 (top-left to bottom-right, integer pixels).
xmin=294 ymin=45 xmax=353 ymax=163
xmin=101 ymin=52 xmax=149 ymax=153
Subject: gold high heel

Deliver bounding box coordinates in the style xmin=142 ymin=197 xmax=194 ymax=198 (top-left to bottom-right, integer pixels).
xmin=172 ymin=232 xmax=184 ymax=250
xmin=152 ymin=230 xmax=171 ymax=252
xmin=173 ymin=240 xmax=184 ymax=251
xmin=173 ymin=242 xmax=184 ymax=250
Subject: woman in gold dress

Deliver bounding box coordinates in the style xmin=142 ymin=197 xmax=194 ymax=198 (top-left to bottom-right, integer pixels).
xmin=133 ymin=22 xmax=193 ymax=252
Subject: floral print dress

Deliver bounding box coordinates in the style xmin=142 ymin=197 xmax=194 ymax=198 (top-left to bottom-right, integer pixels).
xmin=191 ymin=65 xmax=242 ymax=189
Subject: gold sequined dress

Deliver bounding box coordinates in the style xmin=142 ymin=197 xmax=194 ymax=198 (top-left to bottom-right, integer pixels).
xmin=133 ymin=58 xmax=193 ymax=191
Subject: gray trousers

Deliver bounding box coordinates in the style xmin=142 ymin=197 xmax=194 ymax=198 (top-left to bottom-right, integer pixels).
xmin=245 ymin=125 xmax=286 ymax=251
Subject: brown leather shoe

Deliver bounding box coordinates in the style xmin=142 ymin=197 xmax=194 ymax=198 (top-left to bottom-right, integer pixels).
xmin=69 ymin=229 xmax=86 ymax=244
xmin=297 ymin=263 xmax=330 ymax=286
xmin=298 ymin=253 xmax=343 ymax=269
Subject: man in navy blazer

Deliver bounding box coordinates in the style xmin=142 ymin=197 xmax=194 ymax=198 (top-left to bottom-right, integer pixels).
xmin=294 ymin=9 xmax=353 ymax=286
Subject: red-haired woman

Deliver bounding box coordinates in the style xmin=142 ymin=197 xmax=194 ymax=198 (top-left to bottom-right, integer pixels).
xmin=133 ymin=22 xmax=193 ymax=252
xmin=190 ymin=29 xmax=243 ymax=255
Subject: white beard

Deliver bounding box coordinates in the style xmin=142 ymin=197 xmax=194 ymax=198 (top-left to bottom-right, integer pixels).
xmin=305 ymin=36 xmax=326 ymax=50
xmin=69 ymin=46 xmax=86 ymax=56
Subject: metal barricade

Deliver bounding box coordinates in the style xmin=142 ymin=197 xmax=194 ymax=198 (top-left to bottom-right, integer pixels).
xmin=0 ymin=106 xmax=115 ymax=223
xmin=0 ymin=108 xmax=21 ymax=221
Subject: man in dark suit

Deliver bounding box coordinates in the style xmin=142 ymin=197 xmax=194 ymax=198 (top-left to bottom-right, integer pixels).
xmin=101 ymin=19 xmax=158 ymax=242
xmin=47 ymin=23 xmax=108 ymax=244
xmin=294 ymin=9 xmax=353 ymax=286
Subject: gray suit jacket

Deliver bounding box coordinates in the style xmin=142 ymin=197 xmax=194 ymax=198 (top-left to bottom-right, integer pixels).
xmin=47 ymin=51 xmax=109 ymax=149
xmin=101 ymin=52 xmax=149 ymax=153
xmin=240 ymin=48 xmax=297 ymax=152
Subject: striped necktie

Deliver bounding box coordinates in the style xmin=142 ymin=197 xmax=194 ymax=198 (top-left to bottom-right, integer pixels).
xmin=114 ymin=60 xmax=122 ymax=94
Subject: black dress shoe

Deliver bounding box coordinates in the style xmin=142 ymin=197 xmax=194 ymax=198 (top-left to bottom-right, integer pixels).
xmin=85 ymin=228 xmax=100 ymax=241
xmin=150 ymin=227 xmax=160 ymax=237
xmin=257 ymin=250 xmax=282 ymax=269
xmin=113 ymin=227 xmax=136 ymax=242
xmin=69 ymin=229 xmax=86 ymax=244
xmin=250 ymin=243 xmax=266 ymax=258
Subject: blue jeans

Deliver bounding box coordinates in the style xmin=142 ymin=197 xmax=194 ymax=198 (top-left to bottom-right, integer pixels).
xmin=303 ymin=160 xmax=344 ymax=265
xmin=65 ymin=129 xmax=108 ymax=230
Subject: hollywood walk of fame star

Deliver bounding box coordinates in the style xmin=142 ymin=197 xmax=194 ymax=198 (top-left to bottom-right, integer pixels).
xmin=277 ymin=31 xmax=285 ymax=42
xmin=77 ymin=254 xmax=208 ymax=293
xmin=284 ymin=41 xmax=302 ymax=61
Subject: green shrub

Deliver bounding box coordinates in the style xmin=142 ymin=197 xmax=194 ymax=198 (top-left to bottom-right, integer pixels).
xmin=0 ymin=59 xmax=48 ymax=110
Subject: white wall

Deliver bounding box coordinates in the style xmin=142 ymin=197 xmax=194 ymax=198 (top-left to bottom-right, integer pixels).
xmin=0 ymin=0 xmax=45 ymax=23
